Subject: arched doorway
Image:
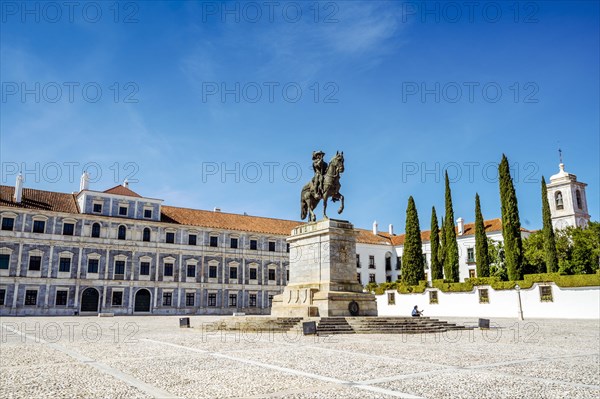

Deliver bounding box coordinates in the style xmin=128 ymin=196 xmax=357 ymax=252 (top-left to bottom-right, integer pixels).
xmin=80 ymin=288 xmax=100 ymax=312
xmin=134 ymin=289 xmax=151 ymax=312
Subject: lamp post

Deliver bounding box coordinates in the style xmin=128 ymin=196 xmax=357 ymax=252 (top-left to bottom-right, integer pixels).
xmin=515 ymin=284 xmax=524 ymax=320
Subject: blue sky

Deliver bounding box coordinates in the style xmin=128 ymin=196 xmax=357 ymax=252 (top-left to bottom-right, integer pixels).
xmin=1 ymin=0 xmax=598 ymax=232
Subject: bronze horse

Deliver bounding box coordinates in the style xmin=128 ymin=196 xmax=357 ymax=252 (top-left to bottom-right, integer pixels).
xmin=301 ymin=151 xmax=345 ymax=222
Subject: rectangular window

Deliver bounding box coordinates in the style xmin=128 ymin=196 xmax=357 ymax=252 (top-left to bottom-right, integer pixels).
xmin=187 ymin=264 xmax=196 ymax=278
xmin=250 ymin=239 xmax=257 ymax=250
xmin=286 ymin=243 xmax=290 ymax=253
xmin=33 ymin=220 xmax=45 ymax=233
xmin=210 ymin=236 xmax=218 ymax=247
xmin=1 ymin=217 xmax=14 ymax=231
xmin=186 ymin=292 xmax=195 ymax=306
xmin=479 ymin=289 xmax=489 ymax=304
xmin=209 ymin=265 xmax=217 ymax=278
xmin=58 ymin=257 xmax=71 ymax=273
xmin=357 ymin=272 xmax=361 ymax=283
xmin=286 ymin=269 xmax=289 ymax=282
xmin=429 ymin=290 xmax=439 ymax=304
xmin=268 ymin=269 xmax=276 ymax=281
xmin=0 ymin=254 xmax=9 ymax=270
xmin=268 ymin=241 xmax=276 ymax=252
xmin=230 ymin=238 xmax=238 ymax=248
xmin=88 ymin=259 xmax=99 ymax=274
xmin=469 ymin=269 xmax=476 ymax=278
xmin=55 ymin=290 xmax=68 ymax=306
xmin=208 ymin=293 xmax=217 ymax=307
xmin=467 ymin=248 xmax=475 ymax=263
xmin=228 ymin=294 xmax=237 ymax=307
xmin=119 ymin=206 xmax=128 ymax=216
xmin=249 ymin=294 xmax=257 ymax=307
xmin=540 ymin=286 xmax=553 ymax=302
xmin=423 ymin=254 xmax=428 ymax=267
xmin=396 ymin=256 xmax=402 ymax=270
xmin=25 ymin=290 xmax=37 ymax=306
xmin=385 ymin=257 xmax=392 ymax=271
xmin=369 ymin=255 xmax=375 ymax=269
xmin=356 ymin=254 xmax=361 ymax=268
xmin=140 ymin=262 xmax=150 ymax=276
xmin=166 ymin=232 xmax=175 ymax=244
xmin=369 ymin=273 xmax=376 ymax=283
xmin=62 ymin=223 xmax=74 ymax=236
xmin=387 ymin=292 xmax=395 ymax=305
xmin=115 ymin=260 xmax=125 ymax=275
xmin=112 ymin=291 xmax=123 ymax=306
xmin=268 ymin=294 xmax=273 ymax=307
xmin=386 ymin=275 xmax=392 ymax=282
xmin=144 ymin=209 xmax=152 ymax=218
xmin=29 ymin=256 xmax=41 ymax=271
xmin=229 ymin=267 xmax=237 ymax=279
xmin=162 ymin=292 xmax=172 ymax=306
xmin=164 ymin=263 xmax=173 ymax=276
xmin=93 ymin=203 xmax=102 ymax=213
xmin=188 ymin=234 xmax=197 ymax=246
xmin=0 ymin=289 xmax=5 ymax=306
xmin=249 ymin=268 xmax=257 ymax=280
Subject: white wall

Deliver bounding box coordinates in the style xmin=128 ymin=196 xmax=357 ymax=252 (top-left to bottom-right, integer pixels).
xmin=377 ymin=283 xmax=600 ymax=319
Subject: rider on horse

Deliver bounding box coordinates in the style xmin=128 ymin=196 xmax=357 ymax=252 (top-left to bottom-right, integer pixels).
xmin=311 ymin=151 xmax=327 ymax=199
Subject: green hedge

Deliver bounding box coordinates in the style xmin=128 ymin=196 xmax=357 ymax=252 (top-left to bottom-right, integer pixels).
xmin=373 ymin=271 xmax=600 ymax=294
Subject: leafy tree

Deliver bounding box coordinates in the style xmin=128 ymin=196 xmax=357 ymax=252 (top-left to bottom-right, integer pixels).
xmin=498 ymin=154 xmax=523 ymax=280
xmin=430 ymin=206 xmax=443 ymax=280
xmin=402 ymin=196 xmax=425 ymax=285
xmin=557 ymin=222 xmax=600 ymax=275
xmin=541 ymin=176 xmax=558 ymax=272
xmin=522 ymin=231 xmax=546 ymax=274
xmin=443 ymin=171 xmax=459 ymax=282
xmin=474 ymin=193 xmax=490 ymax=277
xmin=488 ymin=239 xmax=507 ymax=281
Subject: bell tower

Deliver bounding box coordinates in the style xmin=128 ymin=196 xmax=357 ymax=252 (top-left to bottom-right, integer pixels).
xmin=546 ymin=150 xmax=590 ymax=229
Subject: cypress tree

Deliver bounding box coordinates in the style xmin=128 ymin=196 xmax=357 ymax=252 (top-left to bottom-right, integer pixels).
xmin=474 ymin=193 xmax=490 ymax=277
xmin=443 ymin=171 xmax=460 ymax=282
xmin=430 ymin=206 xmax=443 ymax=280
xmin=439 ymin=218 xmax=446 ymax=268
xmin=402 ymin=196 xmax=425 ymax=285
xmin=498 ymin=154 xmax=524 ymax=280
xmin=541 ymin=176 xmax=558 ymax=272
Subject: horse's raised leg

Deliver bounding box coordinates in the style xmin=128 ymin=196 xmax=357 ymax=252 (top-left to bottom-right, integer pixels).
xmin=337 ymin=193 xmax=344 ymax=214
xmin=322 ymin=195 xmax=329 ymax=219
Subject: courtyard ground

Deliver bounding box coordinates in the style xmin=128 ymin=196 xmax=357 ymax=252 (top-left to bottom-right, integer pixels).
xmin=0 ymin=316 xmax=598 ymax=398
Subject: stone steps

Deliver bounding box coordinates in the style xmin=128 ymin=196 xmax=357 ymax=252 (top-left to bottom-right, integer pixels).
xmin=312 ymin=317 xmax=472 ymax=335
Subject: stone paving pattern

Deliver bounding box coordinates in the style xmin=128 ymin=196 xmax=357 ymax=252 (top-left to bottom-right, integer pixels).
xmin=0 ymin=316 xmax=598 ymax=398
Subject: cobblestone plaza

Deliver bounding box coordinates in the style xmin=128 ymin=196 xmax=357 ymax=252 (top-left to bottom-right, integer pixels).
xmin=1 ymin=316 xmax=598 ymax=398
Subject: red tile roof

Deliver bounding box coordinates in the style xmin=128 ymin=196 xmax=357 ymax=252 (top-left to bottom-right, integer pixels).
xmin=390 ymin=218 xmax=503 ymax=246
xmin=0 ymin=186 xmax=79 ymax=213
xmin=103 ymin=185 xmax=142 ymax=198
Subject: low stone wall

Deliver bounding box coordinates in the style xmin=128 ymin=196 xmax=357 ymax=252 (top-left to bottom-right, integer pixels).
xmin=376 ymin=282 xmax=599 ymax=319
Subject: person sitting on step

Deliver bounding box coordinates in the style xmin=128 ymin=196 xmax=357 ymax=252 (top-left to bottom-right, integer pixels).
xmin=412 ymin=305 xmax=423 ymax=317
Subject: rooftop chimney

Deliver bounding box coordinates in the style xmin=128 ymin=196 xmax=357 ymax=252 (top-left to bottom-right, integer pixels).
xmin=122 ymin=179 xmax=129 ymax=188
xmin=372 ymin=220 xmax=378 ymax=235
xmin=79 ymin=171 xmax=89 ymax=191
xmin=14 ymin=173 xmax=23 ymax=203
xmin=457 ymin=217 xmax=464 ymax=236
xmin=388 ymin=224 xmax=394 ymax=235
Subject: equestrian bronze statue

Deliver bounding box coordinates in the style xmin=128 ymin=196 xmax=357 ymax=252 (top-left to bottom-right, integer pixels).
xmin=300 ymin=151 xmax=345 ymax=222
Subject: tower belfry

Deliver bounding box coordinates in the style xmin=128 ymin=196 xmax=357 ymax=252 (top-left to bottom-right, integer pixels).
xmin=545 ymin=151 xmax=590 ymax=229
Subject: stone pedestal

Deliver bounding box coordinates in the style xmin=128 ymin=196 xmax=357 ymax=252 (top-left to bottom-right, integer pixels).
xmin=271 ymin=219 xmax=377 ymax=317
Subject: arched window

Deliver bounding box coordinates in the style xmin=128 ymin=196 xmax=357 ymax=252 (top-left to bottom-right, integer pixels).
xmin=143 ymin=228 xmax=151 ymax=242
xmin=118 ymin=225 xmax=126 ymax=240
xmin=555 ymin=191 xmax=563 ymax=210
xmin=91 ymin=223 xmax=101 ymax=238
xmin=576 ymin=190 xmax=582 ymax=210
